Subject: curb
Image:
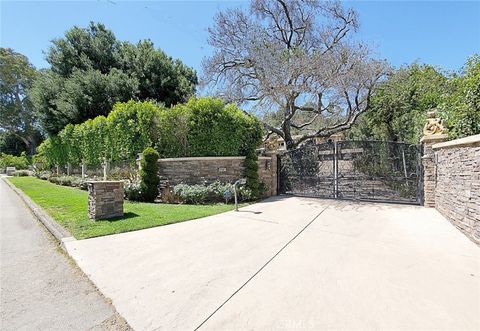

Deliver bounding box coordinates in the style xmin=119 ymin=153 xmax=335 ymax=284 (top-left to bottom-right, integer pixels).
xmin=2 ymin=177 xmax=76 ymax=249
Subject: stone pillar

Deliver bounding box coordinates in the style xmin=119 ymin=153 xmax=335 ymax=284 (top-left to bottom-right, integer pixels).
xmin=420 ymin=109 xmax=448 ymax=207
xmin=66 ymin=162 xmax=72 ymax=176
xmin=420 ymin=134 xmax=448 ymax=207
xmin=87 ymin=181 xmax=124 ymax=220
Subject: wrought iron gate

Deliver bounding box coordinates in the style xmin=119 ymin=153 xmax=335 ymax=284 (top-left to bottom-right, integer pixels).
xmin=278 ymin=140 xmax=423 ymax=204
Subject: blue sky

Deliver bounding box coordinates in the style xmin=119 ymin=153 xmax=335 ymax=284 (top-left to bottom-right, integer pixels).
xmin=1 ymin=0 xmax=479 ymax=75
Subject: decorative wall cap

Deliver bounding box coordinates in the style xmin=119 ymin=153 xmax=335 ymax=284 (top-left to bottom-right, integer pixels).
xmin=159 ymin=156 xmax=246 ymax=162
xmin=420 ymin=133 xmax=448 ymax=143
xmin=86 ymin=180 xmax=125 ymax=184
xmin=158 ymin=156 xmax=274 ymax=162
xmin=432 ymin=134 xmax=480 ymax=150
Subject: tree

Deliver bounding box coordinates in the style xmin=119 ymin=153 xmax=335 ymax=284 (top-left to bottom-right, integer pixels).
xmin=31 ymin=22 xmax=197 ymax=135
xmin=0 ymin=48 xmax=43 ymax=155
xmin=441 ymin=55 xmax=480 ymax=138
xmin=349 ymin=63 xmax=448 ymax=143
xmin=203 ymin=0 xmax=387 ymax=149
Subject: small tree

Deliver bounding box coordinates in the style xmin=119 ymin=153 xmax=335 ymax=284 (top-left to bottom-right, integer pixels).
xmin=140 ymin=147 xmax=159 ymax=202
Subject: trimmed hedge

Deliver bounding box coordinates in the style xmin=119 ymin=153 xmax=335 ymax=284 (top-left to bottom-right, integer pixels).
xmin=140 ymin=147 xmax=160 ymax=202
xmin=36 ymin=97 xmax=263 ymax=167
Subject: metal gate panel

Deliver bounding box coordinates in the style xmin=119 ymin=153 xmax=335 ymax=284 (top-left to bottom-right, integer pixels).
xmin=279 ymin=142 xmax=335 ymax=198
xmin=278 ymin=140 xmax=423 ymax=204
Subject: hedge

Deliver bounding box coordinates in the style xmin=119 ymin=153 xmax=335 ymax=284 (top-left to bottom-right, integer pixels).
xmin=0 ymin=152 xmax=30 ymax=170
xmin=35 ymin=97 xmax=263 ymax=167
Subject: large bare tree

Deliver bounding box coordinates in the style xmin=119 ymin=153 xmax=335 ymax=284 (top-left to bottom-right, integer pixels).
xmin=203 ymin=0 xmax=388 ymax=149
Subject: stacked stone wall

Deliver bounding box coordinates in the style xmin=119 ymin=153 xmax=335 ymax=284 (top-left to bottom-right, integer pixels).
xmin=431 ymin=136 xmax=480 ymax=244
xmin=158 ymin=155 xmax=278 ymax=197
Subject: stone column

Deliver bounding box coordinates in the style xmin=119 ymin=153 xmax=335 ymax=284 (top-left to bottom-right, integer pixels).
xmin=420 ymin=109 xmax=448 ymax=207
xmin=420 ymin=134 xmax=448 ymax=207
xmin=87 ymin=181 xmax=124 ymax=220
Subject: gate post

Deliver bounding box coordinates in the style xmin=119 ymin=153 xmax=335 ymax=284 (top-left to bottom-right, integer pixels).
xmin=420 ymin=110 xmax=448 ymax=207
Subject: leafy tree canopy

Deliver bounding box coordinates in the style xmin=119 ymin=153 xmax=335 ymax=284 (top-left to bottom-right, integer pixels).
xmin=348 ymin=63 xmax=448 ymax=143
xmin=32 ymin=22 xmax=198 ymax=135
xmin=440 ymin=55 xmax=480 ymax=138
xmin=350 ymin=56 xmax=480 ymax=143
xmin=0 ymin=48 xmax=43 ymax=155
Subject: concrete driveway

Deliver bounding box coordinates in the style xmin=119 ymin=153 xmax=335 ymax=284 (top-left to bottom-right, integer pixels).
xmin=65 ymin=197 xmax=480 ymax=331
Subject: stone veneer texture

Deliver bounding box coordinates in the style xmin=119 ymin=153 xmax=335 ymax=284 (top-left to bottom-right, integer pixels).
xmin=88 ymin=181 xmax=124 ymax=220
xmin=434 ymin=142 xmax=480 ymax=244
xmin=158 ymin=156 xmax=277 ymax=197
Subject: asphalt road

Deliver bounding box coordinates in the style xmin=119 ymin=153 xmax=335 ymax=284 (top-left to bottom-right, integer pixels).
xmin=0 ymin=178 xmax=130 ymax=331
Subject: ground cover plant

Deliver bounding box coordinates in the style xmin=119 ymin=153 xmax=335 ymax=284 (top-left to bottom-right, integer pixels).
xmin=8 ymin=176 xmax=244 ymax=239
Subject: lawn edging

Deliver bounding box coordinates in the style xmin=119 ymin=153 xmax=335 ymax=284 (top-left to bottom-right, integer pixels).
xmin=2 ymin=176 xmax=75 ymax=248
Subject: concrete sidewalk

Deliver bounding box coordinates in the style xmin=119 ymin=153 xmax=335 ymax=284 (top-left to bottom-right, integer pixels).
xmin=65 ymin=196 xmax=480 ymax=331
xmin=0 ymin=178 xmax=130 ymax=330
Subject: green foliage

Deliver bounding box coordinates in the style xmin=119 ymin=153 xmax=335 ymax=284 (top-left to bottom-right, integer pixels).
xmin=349 ymin=64 xmax=448 ymax=143
xmin=184 ymin=98 xmax=263 ymax=156
xmin=172 ymin=181 xmax=253 ymax=204
xmin=0 ymin=48 xmax=43 ymax=154
xmin=36 ymin=98 xmax=263 ymax=167
xmin=243 ymin=148 xmax=261 ymax=199
xmin=440 ymin=55 xmax=480 ymax=138
xmin=0 ymin=152 xmax=30 ymax=169
xmin=31 ymin=22 xmax=197 ymax=135
xmin=139 ymin=147 xmax=159 ymax=202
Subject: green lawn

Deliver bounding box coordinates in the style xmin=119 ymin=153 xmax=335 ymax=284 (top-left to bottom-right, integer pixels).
xmin=8 ymin=176 xmax=242 ymax=240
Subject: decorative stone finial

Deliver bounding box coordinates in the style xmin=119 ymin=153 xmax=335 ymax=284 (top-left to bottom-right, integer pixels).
xmin=423 ymin=109 xmax=445 ymax=136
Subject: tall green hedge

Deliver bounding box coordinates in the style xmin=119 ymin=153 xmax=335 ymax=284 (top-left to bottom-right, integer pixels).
xmin=36 ymin=97 xmax=263 ymax=167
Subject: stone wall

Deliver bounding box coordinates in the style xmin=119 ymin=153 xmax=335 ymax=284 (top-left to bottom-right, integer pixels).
xmin=158 ymin=155 xmax=278 ymax=197
xmin=429 ymin=135 xmax=480 ymax=244
xmin=87 ymin=181 xmax=124 ymax=220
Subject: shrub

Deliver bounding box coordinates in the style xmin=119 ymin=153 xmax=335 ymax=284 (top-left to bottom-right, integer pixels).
xmin=0 ymin=152 xmax=30 ymax=170
xmin=172 ymin=181 xmax=253 ymax=204
xmin=173 ymin=183 xmax=209 ymax=204
xmin=15 ymin=170 xmax=31 ymax=176
xmin=244 ymin=149 xmax=261 ymax=199
xmin=139 ymin=147 xmax=159 ymax=202
xmin=35 ymin=171 xmax=51 ymax=181
xmin=125 ymin=180 xmax=143 ymax=201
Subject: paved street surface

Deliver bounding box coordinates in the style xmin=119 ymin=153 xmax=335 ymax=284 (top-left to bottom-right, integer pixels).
xmin=66 ymin=196 xmax=480 ymax=331
xmin=0 ymin=178 xmax=130 ymax=331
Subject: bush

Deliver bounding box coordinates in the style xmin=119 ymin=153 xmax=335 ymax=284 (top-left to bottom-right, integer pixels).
xmin=0 ymin=152 xmax=30 ymax=170
xmin=173 ymin=183 xmax=209 ymax=204
xmin=244 ymin=149 xmax=261 ymax=199
xmin=15 ymin=170 xmax=31 ymax=177
xmin=35 ymin=171 xmax=51 ymax=181
xmin=172 ymin=181 xmax=253 ymax=204
xmin=139 ymin=147 xmax=159 ymax=202
xmin=124 ymin=180 xmax=143 ymax=201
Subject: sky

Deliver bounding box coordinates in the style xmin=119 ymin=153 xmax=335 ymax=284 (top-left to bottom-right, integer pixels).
xmin=1 ymin=0 xmax=479 ymax=75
